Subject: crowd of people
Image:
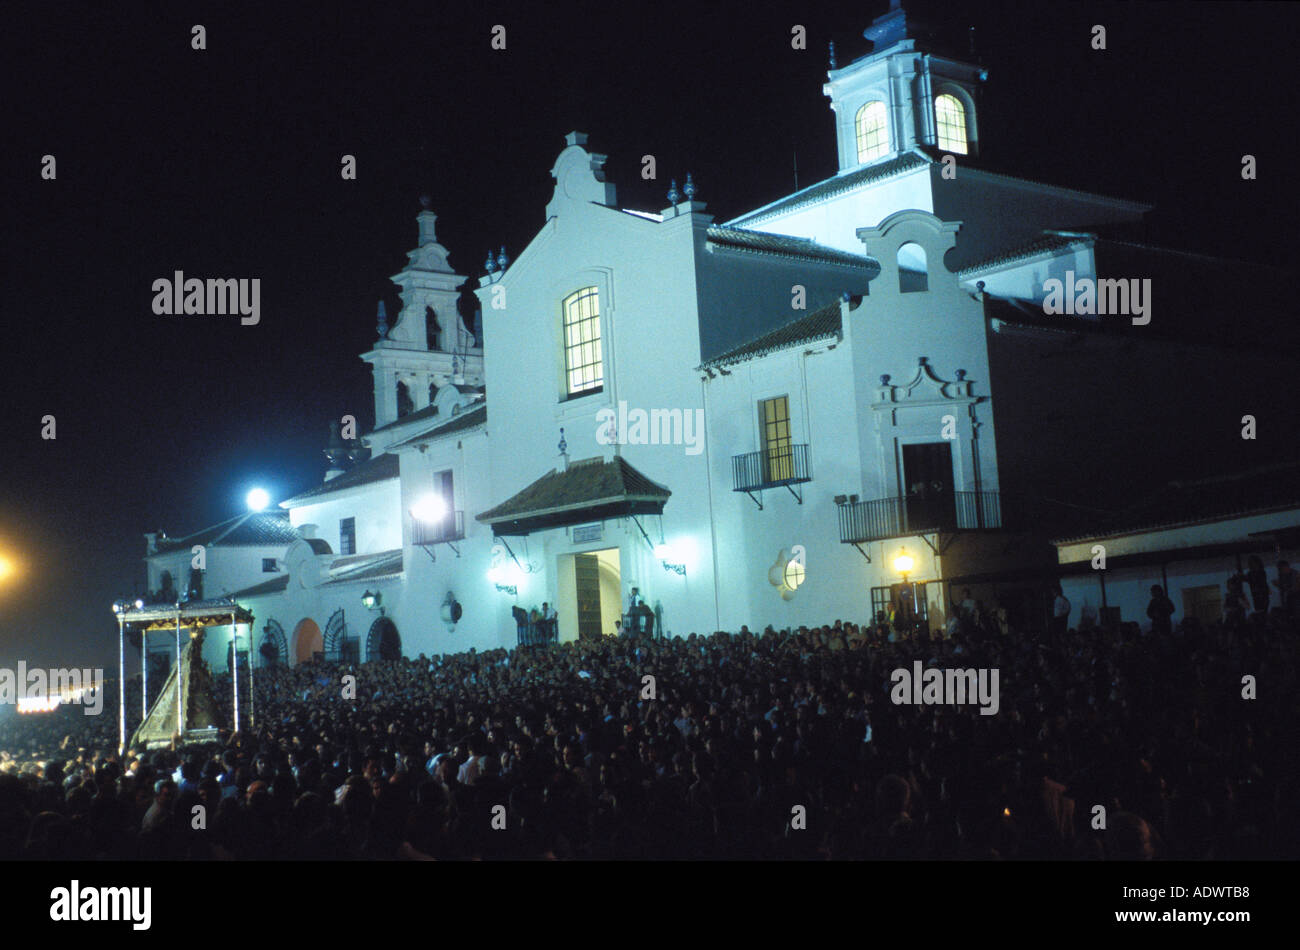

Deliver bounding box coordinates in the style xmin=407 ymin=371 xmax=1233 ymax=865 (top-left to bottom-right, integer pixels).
xmin=1 ymin=601 xmax=1296 ymax=860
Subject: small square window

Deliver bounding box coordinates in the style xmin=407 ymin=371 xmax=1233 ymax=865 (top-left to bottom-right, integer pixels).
xmin=262 ymin=558 xmax=278 ymax=573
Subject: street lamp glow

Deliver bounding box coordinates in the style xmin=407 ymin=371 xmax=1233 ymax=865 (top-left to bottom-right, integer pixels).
xmin=654 ymin=543 xmax=672 ymax=561
xmin=246 ymin=487 xmax=270 ymax=511
xmin=411 ymin=493 xmax=447 ymax=523
xmin=893 ymin=552 xmax=915 ymax=575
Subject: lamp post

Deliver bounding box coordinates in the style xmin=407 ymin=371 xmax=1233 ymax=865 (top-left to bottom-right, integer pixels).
xmin=113 ymin=598 xmax=142 ymax=755
xmin=175 ymin=607 xmax=183 ymax=740
xmin=115 ymin=603 xmax=126 ymax=756
xmin=245 ymin=614 xmax=256 ymax=730
xmin=141 ymin=624 xmax=148 ymax=719
xmin=894 ymin=549 xmax=917 ymax=635
xmin=231 ymin=613 xmax=240 ymax=735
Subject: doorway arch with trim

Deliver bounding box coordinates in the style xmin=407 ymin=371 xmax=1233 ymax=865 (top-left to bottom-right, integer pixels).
xmin=365 ymin=616 xmax=402 ymax=662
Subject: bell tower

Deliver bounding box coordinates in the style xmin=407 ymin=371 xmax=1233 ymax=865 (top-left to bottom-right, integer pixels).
xmin=361 ymin=198 xmax=485 ymax=430
xmin=824 ymin=1 xmax=986 ymax=173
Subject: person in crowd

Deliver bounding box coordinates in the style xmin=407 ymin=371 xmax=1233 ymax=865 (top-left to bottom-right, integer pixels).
xmin=627 ymin=587 xmax=644 ymax=636
xmin=1275 ymin=560 xmax=1298 ymax=615
xmin=1245 ymin=556 xmax=1270 ymax=615
xmin=1224 ymin=574 xmax=1250 ymax=625
xmin=1050 ymin=584 xmax=1071 ymax=639
xmin=1146 ymin=585 xmax=1176 ymax=635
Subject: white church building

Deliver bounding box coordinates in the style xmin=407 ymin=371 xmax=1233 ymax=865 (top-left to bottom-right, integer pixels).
xmin=131 ymin=3 xmax=1296 ymax=671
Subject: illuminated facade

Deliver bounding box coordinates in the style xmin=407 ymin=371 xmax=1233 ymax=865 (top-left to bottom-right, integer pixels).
xmin=147 ymin=4 xmax=1293 ymax=660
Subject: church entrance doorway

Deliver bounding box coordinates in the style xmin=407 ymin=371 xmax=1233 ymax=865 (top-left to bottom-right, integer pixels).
xmin=557 ymin=547 xmax=621 ymax=642
xmin=292 ymin=618 xmax=323 ymax=665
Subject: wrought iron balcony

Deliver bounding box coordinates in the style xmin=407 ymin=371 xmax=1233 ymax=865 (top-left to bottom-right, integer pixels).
xmin=838 ymin=491 xmax=1003 ymax=545
xmin=413 ymin=510 xmax=465 ymax=546
xmin=732 ymin=444 xmax=812 ymax=507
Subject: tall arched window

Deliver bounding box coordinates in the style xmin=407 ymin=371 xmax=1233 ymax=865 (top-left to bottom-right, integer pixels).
xmin=855 ymin=100 xmax=890 ymax=162
xmin=562 ymin=286 xmax=603 ymax=396
xmin=935 ymin=94 xmax=968 ymax=154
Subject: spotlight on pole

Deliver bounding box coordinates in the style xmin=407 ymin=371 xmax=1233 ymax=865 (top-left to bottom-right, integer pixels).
xmin=246 ymin=487 xmax=271 ymax=512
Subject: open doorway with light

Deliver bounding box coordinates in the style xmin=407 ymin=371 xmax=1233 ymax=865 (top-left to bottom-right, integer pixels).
xmin=557 ymin=547 xmax=621 ymax=642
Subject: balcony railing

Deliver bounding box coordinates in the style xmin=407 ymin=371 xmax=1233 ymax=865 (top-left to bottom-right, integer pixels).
xmin=517 ymin=621 xmax=557 ymax=648
xmin=732 ymin=444 xmax=812 ymax=493
xmin=413 ymin=510 xmax=465 ymax=546
xmin=838 ymin=491 xmax=1003 ymax=544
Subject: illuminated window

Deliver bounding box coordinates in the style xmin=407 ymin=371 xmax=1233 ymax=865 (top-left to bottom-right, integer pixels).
xmin=562 ymin=287 xmax=603 ymax=396
xmin=759 ymin=395 xmax=793 ymax=483
xmin=855 ymin=101 xmax=890 ymax=162
xmin=935 ymin=94 xmax=968 ymax=154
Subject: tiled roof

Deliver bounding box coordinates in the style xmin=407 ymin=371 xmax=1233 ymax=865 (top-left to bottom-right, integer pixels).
xmin=280 ymin=453 xmax=400 ymax=506
xmin=229 ymin=574 xmax=291 ymax=599
xmin=152 ymin=511 xmax=301 ymax=554
xmin=1053 ymin=461 xmax=1300 ymax=544
xmin=705 ymin=226 xmax=879 ymax=271
xmin=391 ymin=404 xmax=487 ymax=449
xmin=702 ymin=299 xmax=849 ymax=367
xmin=727 ymin=152 xmax=931 ymax=226
xmin=369 ymin=403 xmax=439 ymax=435
xmin=957 ymin=232 xmax=1095 ymax=276
xmin=730 ymin=147 xmax=1148 ymax=230
xmin=911 ymin=145 xmax=1150 ymax=209
xmin=984 ymin=295 xmax=1147 ymax=340
xmin=478 ymin=456 xmax=670 ymax=526
xmin=323 ymin=549 xmax=403 ymax=585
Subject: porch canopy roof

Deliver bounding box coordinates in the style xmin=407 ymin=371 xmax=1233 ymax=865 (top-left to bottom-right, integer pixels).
xmin=113 ymin=597 xmax=254 ymax=631
xmin=477 ymin=456 xmax=670 ymax=537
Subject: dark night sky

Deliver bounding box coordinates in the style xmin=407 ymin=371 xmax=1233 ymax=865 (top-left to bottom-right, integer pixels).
xmin=0 ymin=1 xmax=1294 ymax=669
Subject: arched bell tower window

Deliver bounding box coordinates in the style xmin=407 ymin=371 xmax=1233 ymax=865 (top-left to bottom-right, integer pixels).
xmin=426 ymin=307 xmax=440 ymax=351
xmin=855 ymin=100 xmax=890 ymax=163
xmin=935 ymin=94 xmax=968 ymax=154
xmin=396 ymin=381 xmax=414 ymax=417
xmin=898 ymin=243 xmax=928 ymax=293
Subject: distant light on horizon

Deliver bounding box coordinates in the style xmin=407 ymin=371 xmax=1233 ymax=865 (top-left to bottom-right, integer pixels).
xmin=246 ymin=488 xmax=271 ymax=511
xmin=17 ymin=696 xmax=61 ymax=714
